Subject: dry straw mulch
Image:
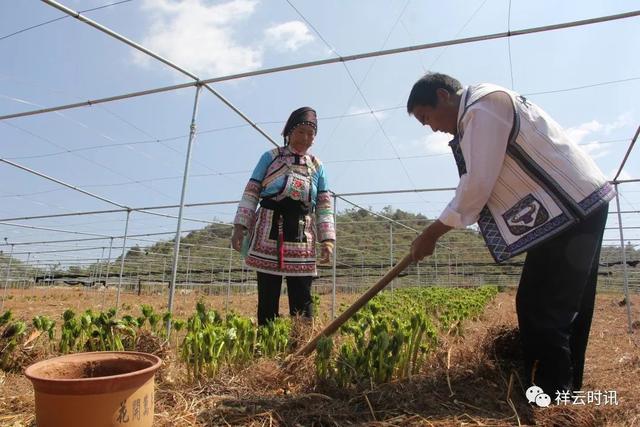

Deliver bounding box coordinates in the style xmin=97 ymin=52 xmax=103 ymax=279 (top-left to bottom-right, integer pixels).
xmin=2 ymin=291 xmax=639 ymax=426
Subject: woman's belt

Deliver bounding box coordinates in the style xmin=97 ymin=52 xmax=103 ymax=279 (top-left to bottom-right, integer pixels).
xmin=260 ymin=197 xmax=310 ymax=214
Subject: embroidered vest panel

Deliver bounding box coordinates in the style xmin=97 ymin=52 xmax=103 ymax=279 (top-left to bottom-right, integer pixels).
xmin=260 ymin=147 xmax=321 ymax=208
xmin=454 ymin=84 xmax=614 ymax=262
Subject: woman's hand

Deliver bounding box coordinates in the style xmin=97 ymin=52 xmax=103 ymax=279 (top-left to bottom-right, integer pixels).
xmin=231 ymin=224 xmax=247 ymax=252
xmin=318 ymin=241 xmax=334 ymax=265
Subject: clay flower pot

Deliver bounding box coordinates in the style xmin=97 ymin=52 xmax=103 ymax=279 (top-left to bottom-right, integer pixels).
xmin=25 ymin=351 xmax=161 ymax=427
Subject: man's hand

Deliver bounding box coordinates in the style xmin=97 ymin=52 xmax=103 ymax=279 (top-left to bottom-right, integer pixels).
xmin=410 ymin=220 xmax=453 ymax=263
xmin=231 ymin=224 xmax=246 ymax=252
xmin=411 ymin=232 xmax=437 ymax=262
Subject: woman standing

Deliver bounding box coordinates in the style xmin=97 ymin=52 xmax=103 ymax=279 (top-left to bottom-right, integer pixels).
xmin=231 ymin=107 xmax=335 ymax=326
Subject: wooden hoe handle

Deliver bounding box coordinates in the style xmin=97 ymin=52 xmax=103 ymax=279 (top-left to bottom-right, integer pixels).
xmin=294 ymin=253 xmax=413 ymax=358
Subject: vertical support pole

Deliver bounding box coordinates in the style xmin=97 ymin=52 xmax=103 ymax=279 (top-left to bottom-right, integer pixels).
xmin=116 ymin=210 xmax=131 ymax=310
xmin=93 ymin=254 xmax=99 ymax=281
xmin=1 ymin=244 xmax=15 ymax=311
xmin=241 ymin=262 xmax=244 ymax=294
xmin=25 ymin=252 xmax=31 ymax=290
xmin=210 ymin=259 xmax=215 ymax=295
xmin=162 ymin=258 xmax=166 ymax=287
xmin=361 ymin=253 xmax=364 ymax=290
xmin=434 ymin=248 xmax=438 ymax=285
xmin=166 ymin=85 xmax=203 ymax=337
xmin=102 ymin=237 xmax=114 ymax=308
xmin=331 ymin=194 xmax=338 ymax=319
xmin=47 ymin=264 xmax=53 ymax=298
xmin=389 ymin=223 xmax=394 ymax=292
xmin=226 ymin=246 xmax=232 ymax=314
xmin=89 ymin=256 xmax=98 ymax=299
xmin=88 ymin=257 xmax=95 ymax=285
xmin=96 ymin=247 xmax=105 ymax=286
xmin=186 ymin=247 xmax=191 ymax=289
xmin=614 ymin=184 xmax=633 ymax=333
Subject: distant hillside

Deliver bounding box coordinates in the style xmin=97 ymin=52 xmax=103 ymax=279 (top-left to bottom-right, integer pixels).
xmin=99 ymin=206 xmax=521 ymax=287
xmin=3 ymin=207 xmax=637 ymax=291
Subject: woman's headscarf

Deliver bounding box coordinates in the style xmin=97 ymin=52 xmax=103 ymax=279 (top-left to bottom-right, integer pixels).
xmin=281 ymin=107 xmax=317 ymax=145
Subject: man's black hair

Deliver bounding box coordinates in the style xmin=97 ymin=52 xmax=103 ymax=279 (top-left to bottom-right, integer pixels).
xmin=406 ymin=73 xmax=462 ymax=113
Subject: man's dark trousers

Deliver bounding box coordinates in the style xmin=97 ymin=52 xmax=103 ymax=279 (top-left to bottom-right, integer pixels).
xmin=516 ymin=203 xmax=609 ymax=395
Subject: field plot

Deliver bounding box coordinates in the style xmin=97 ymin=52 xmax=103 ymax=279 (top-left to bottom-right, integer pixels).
xmin=0 ymin=286 xmax=359 ymax=324
xmin=1 ymin=287 xmax=638 ymax=426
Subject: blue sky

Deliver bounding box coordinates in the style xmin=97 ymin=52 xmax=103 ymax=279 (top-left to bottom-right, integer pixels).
xmin=1 ymin=0 xmax=639 ymax=267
